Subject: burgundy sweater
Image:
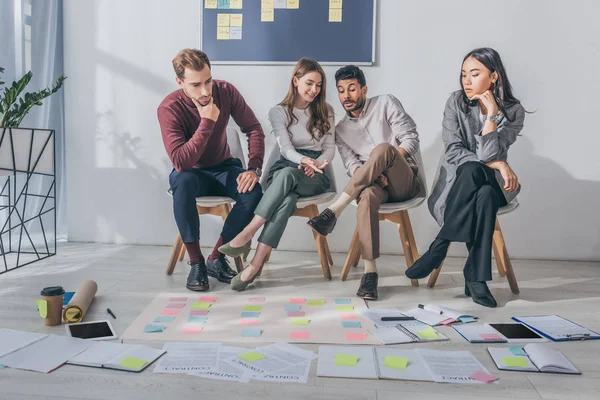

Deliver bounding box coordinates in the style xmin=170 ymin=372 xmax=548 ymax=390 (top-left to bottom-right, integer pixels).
xmin=157 ymin=80 xmax=265 ymax=172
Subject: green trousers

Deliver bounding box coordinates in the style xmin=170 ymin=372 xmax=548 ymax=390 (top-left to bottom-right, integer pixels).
xmin=255 ymin=149 xmax=330 ymax=248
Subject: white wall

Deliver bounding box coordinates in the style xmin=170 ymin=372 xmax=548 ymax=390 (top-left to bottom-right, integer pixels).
xmin=63 ymin=0 xmax=600 ymax=261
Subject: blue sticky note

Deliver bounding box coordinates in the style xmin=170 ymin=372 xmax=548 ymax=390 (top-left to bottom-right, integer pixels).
xmin=334 ymin=298 xmax=352 ymax=305
xmin=241 ymin=311 xmax=260 ymax=318
xmin=63 ymin=292 xmax=75 ymax=305
xmin=241 ymin=328 xmax=262 ymax=337
xmin=0 ymin=364 xmax=5 ymax=369
xmin=217 ymin=0 xmax=230 ymax=9
xmin=284 ymin=305 xmax=301 ymax=312
xmin=188 ymin=316 xmax=208 ymax=324
xmin=509 ymin=346 xmax=527 ymax=356
xmin=342 ymin=321 xmax=361 ymax=328
xmin=143 ymin=324 xmax=166 ymax=333
xmin=153 ymin=316 xmax=175 ymax=323
xmin=459 ymin=316 xmax=477 ymax=323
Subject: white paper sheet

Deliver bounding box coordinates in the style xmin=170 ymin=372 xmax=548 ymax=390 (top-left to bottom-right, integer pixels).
xmin=0 ymin=335 xmax=91 ymax=373
xmin=360 ymin=308 xmax=409 ymax=328
xmin=416 ymin=349 xmax=492 ymax=384
xmin=253 ymin=361 xmax=312 ymax=383
xmin=224 ymin=342 xmax=316 ymax=376
xmin=0 ymin=329 xmax=48 ymax=358
xmin=68 ymin=341 xmax=130 ymax=367
xmin=153 ymin=342 xmax=220 ymax=374
xmin=189 ymin=346 xmax=250 ymax=382
xmin=403 ymin=308 xmax=449 ymax=326
xmin=316 ymin=345 xmax=378 ymax=379
xmin=375 ymin=348 xmax=434 ymax=382
xmin=369 ymin=326 xmax=414 ymax=344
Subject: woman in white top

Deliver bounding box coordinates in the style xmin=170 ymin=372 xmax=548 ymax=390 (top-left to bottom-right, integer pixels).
xmin=219 ymin=58 xmax=335 ymax=291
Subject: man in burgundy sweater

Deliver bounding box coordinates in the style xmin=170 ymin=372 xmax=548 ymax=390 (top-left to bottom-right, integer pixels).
xmin=158 ymin=49 xmax=265 ymax=291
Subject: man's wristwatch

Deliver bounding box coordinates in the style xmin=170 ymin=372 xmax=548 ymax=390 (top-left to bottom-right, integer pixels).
xmin=487 ymin=111 xmax=504 ymax=124
xmin=248 ymin=167 xmax=262 ymax=178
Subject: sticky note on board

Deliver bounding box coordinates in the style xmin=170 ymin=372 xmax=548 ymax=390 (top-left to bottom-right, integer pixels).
xmin=198 ymin=296 xmax=216 ymax=302
xmin=334 ymin=298 xmax=351 ymax=304
xmin=217 ymin=28 xmax=229 ymax=41
xmin=190 ymin=310 xmax=209 ymax=316
xmin=119 ymin=357 xmax=147 ymax=370
xmin=307 ymin=299 xmax=325 ymax=306
xmin=290 ymin=298 xmax=306 ymax=304
xmin=503 ymin=357 xmax=529 ymax=367
xmin=287 ymin=0 xmax=299 ymax=9
xmin=240 ymin=318 xmax=259 ymax=325
xmin=161 ymin=309 xmax=180 ymax=316
xmin=346 ymin=333 xmax=367 ymax=341
xmin=241 ymin=311 xmax=260 ymax=318
xmin=242 ymin=328 xmax=262 ymax=337
xmin=144 ymin=324 xmax=166 ymax=333
xmin=182 ymin=325 xmax=204 ymax=334
xmin=153 ymin=316 xmax=175 ymax=323
xmin=230 ymin=0 xmax=243 ymax=9
xmin=329 ymin=8 xmax=342 ymax=22
xmin=291 ymin=318 xmax=310 ymax=325
xmin=230 ymin=14 xmax=243 ymax=27
xmin=166 ymin=303 xmax=186 ymax=309
xmin=217 ymin=0 xmax=230 ymax=9
xmin=261 ymin=0 xmax=274 ymax=8
xmin=205 ymin=0 xmax=218 ymax=9
xmin=248 ymin=297 xmax=265 ymax=303
xmin=287 ymin=311 xmax=305 ymax=317
xmin=36 ymin=300 xmax=47 ymax=318
xmin=187 ymin=316 xmax=208 ymax=323
xmin=261 ymin=8 xmax=274 ymax=22
xmin=342 ymin=321 xmax=361 ymax=328
xmin=244 ymin=305 xmax=262 ymax=312
xmin=384 ymin=356 xmax=408 ymax=370
xmin=329 ymin=0 xmax=342 ymax=8
xmin=290 ymin=331 xmax=310 ymax=340
xmin=192 ymin=302 xmax=212 ymax=310
xmin=217 ymin=14 xmax=230 ymax=27
xmin=284 ymin=305 xmax=301 ymax=311
xmin=336 ymin=305 xmax=354 ymax=312
xmin=238 ymin=351 xmax=265 ymax=362
xmin=335 ymin=354 xmax=357 ymax=367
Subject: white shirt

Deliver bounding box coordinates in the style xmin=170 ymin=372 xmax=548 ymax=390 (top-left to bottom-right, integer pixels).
xmin=267 ymin=104 xmax=336 ymax=165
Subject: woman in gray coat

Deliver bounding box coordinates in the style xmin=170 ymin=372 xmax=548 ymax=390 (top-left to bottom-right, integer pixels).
xmin=406 ymin=48 xmax=525 ymax=307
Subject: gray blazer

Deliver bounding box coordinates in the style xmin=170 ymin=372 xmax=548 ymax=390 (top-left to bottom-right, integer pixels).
xmin=428 ymin=90 xmax=526 ymax=226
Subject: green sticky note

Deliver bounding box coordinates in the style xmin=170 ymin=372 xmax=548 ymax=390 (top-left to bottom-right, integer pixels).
xmin=192 ymin=302 xmax=212 ymax=310
xmin=291 ymin=318 xmax=310 ymax=325
xmin=503 ymin=356 xmax=529 ymax=367
xmin=335 ymin=354 xmax=358 ymax=367
xmin=238 ymin=351 xmax=266 ymax=362
xmin=119 ymin=356 xmax=148 ymax=370
xmin=243 ymin=305 xmax=262 ymax=312
xmin=416 ymin=326 xmax=438 ymax=339
xmin=36 ymin=299 xmax=48 ymax=318
xmin=384 ymin=356 xmax=408 ymax=370
xmin=307 ymin=299 xmax=325 ymax=306
xmin=336 ymin=305 xmax=354 ymax=312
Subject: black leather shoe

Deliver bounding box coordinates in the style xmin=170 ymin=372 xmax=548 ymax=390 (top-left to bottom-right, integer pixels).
xmin=307 ymin=208 xmax=337 ymax=236
xmin=405 ymin=239 xmax=450 ymax=279
xmin=465 ymin=281 xmax=497 ymax=308
xmin=357 ymin=272 xmax=378 ymax=300
xmin=186 ymin=260 xmax=209 ymax=291
xmin=206 ymin=256 xmax=237 ymax=284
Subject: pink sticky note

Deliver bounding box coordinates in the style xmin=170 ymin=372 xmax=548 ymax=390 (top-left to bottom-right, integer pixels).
xmin=289 ymin=298 xmax=306 ymax=304
xmin=240 ymin=318 xmax=259 ymax=325
xmin=470 ymin=371 xmax=499 ymax=383
xmin=440 ymin=318 xmax=455 ymax=325
xmin=182 ymin=325 xmax=203 ymax=334
xmin=346 ymin=333 xmax=368 ymax=341
xmin=339 ymin=313 xmax=357 ymax=320
xmin=480 ymin=333 xmax=503 ymax=341
xmin=287 ymin=311 xmax=306 ymax=317
xmin=198 ymin=296 xmax=216 ymax=302
xmin=248 ymin=297 xmax=265 ymax=303
xmin=161 ymin=309 xmax=180 ymax=316
xmin=170 ymin=297 xmax=187 ymax=302
xmin=290 ymin=332 xmax=310 ymax=340
xmin=166 ymin=303 xmax=186 ymax=309
xmin=190 ymin=310 xmax=209 ymax=316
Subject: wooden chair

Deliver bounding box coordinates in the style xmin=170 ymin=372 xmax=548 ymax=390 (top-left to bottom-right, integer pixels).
xmin=339 ymin=150 xmax=428 ymax=287
xmin=259 ymin=143 xmax=337 ymax=280
xmin=165 ymin=127 xmax=246 ymax=275
xmin=426 ymin=199 xmax=520 ymax=294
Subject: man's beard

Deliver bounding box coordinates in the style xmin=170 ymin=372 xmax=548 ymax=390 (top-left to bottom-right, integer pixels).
xmin=346 ymin=96 xmax=365 ymax=113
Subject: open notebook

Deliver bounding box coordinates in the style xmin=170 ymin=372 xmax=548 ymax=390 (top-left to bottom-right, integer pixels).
xmin=369 ymin=321 xmax=448 ymax=345
xmin=403 ymin=304 xmax=477 ymax=326
xmin=67 ymin=342 xmax=165 ymax=372
xmin=488 ymin=344 xmax=580 ymax=375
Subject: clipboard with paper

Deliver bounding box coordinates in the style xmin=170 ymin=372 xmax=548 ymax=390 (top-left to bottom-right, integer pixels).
xmin=512 ymin=315 xmax=600 ymax=342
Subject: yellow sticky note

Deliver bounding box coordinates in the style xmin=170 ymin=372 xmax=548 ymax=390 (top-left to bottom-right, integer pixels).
xmin=230 ymin=14 xmax=243 ymax=27
xmin=244 ymin=305 xmax=261 ymax=311
xmin=384 ymin=356 xmax=408 ymax=370
xmin=291 ymin=318 xmax=310 ymax=325
xmin=217 ymin=27 xmax=230 ymax=40
xmin=329 ymin=8 xmax=342 ymax=22
xmin=416 ymin=326 xmax=438 ymax=339
xmin=329 ymin=0 xmax=342 ymax=8
xmin=119 ymin=356 xmax=148 ymax=370
xmin=261 ymin=8 xmax=274 ymax=22
xmin=262 ymin=0 xmax=274 ymax=8
xmin=502 ymin=357 xmax=529 ymax=367
xmin=287 ymin=0 xmax=299 ymax=9
xmin=36 ymin=299 xmax=47 ymax=318
xmin=192 ymin=301 xmax=212 ymax=310
xmin=230 ymin=0 xmax=243 ymax=9
xmin=336 ymin=305 xmax=354 ymax=312
xmin=307 ymin=299 xmax=325 ymax=306
xmin=335 ymin=354 xmax=358 ymax=367
xmin=217 ymin=13 xmax=230 ymax=27
xmin=238 ymin=351 xmax=266 ymax=362
xmin=205 ymin=0 xmax=218 ymax=8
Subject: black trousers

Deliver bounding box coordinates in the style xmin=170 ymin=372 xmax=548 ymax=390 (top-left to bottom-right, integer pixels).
xmin=437 ymin=162 xmax=507 ymax=282
xmin=169 ymin=158 xmax=263 ymax=244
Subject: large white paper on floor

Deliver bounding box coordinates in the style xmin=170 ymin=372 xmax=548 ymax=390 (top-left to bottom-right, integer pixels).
xmin=121 ymin=293 xmax=378 ymax=345
xmin=0 ymin=329 xmax=48 ymax=358
xmin=224 ymin=342 xmax=316 ymax=377
xmin=317 ymin=345 xmax=378 ymax=379
xmin=375 ymin=348 xmax=434 ymax=382
xmin=68 ymin=341 xmax=133 ymax=367
xmin=153 ymin=342 xmax=221 ymax=374
xmin=361 ymin=308 xmax=409 ymax=328
xmin=252 ymin=361 xmax=312 ymax=383
xmin=416 ymin=349 xmax=493 ymax=384
xmin=0 ymin=335 xmax=91 ymax=373
xmin=189 ymin=346 xmax=251 ymax=383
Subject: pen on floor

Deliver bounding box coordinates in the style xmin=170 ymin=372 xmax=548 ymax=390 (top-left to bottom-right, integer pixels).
xmin=381 ymin=317 xmax=415 ymax=321
xmin=418 ymin=304 xmax=443 ymax=315
xmin=107 ymin=308 xmax=117 ymax=319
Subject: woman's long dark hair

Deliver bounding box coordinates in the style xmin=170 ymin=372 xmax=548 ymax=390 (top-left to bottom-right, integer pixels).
xmin=280 ymin=58 xmax=331 ymax=141
xmin=459 ymin=47 xmax=521 ymax=121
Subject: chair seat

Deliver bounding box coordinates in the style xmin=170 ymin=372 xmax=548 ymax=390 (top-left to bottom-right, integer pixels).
xmin=297 ymin=192 xmax=337 ymax=209
xmin=498 ymin=199 xmax=519 ymax=216
xmin=166 ymin=189 xmax=235 ymax=207
xmin=350 ymin=196 xmax=426 ymax=214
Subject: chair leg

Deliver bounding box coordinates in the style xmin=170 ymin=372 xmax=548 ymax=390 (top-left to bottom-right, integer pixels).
xmin=394 ymin=211 xmax=419 ymax=287
xmin=341 ymin=227 xmax=361 ymax=281
xmin=427 ymin=244 xmax=451 ymax=288
xmin=167 ymin=234 xmax=183 ymax=275
xmin=323 ymin=238 xmax=334 ymax=266
xmin=178 ymin=243 xmax=186 ymax=261
xmin=493 ymin=219 xmax=520 ymax=294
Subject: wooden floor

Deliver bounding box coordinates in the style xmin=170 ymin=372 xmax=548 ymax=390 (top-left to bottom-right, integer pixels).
xmin=1 ymin=242 xmax=599 ymax=400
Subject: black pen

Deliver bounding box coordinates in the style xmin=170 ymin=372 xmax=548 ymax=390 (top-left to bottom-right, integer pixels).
xmin=107 ymin=308 xmax=117 ymax=319
xmin=381 ymin=317 xmax=415 ymax=321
